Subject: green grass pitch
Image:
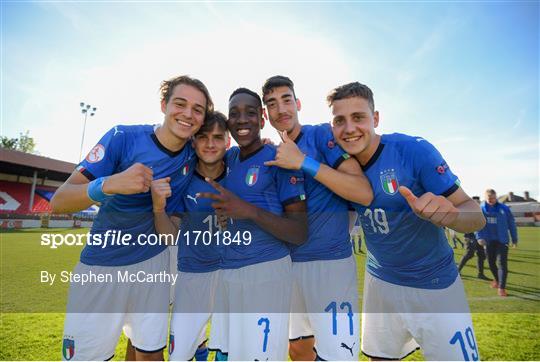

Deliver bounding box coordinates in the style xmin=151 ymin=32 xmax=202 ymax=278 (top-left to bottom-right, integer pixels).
xmin=1 ymin=227 xmax=539 ymax=360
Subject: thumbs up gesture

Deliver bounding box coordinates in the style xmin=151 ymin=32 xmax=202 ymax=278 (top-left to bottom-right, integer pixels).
xmin=398 ymin=186 xmax=459 ymax=227
xmin=264 ymin=131 xmax=305 ymax=170
xmin=151 ymin=177 xmax=172 ymax=212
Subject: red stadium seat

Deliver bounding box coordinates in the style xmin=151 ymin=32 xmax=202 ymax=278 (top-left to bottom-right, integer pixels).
xmin=0 ymin=180 xmax=57 ymax=215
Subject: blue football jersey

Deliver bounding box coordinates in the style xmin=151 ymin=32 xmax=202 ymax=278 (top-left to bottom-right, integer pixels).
xmin=290 ymin=123 xmax=353 ymax=262
xmin=76 ymin=124 xmax=196 ymax=266
xmin=352 ymin=133 xmax=460 ymax=289
xmin=220 ymin=145 xmax=306 ymax=269
xmin=176 ymin=169 xmax=227 ymax=273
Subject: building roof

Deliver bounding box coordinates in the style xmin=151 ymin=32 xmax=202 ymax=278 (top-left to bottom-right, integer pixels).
xmin=499 ymin=193 xmax=537 ymax=203
xmin=0 ymin=148 xmax=76 ymax=181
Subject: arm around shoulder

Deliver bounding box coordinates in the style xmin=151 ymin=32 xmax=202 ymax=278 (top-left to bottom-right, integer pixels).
xmin=314 ymin=157 xmax=373 ymax=206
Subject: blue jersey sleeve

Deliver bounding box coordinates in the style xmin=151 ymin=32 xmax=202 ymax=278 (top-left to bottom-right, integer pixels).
xmin=76 ymin=126 xmax=126 ymax=181
xmin=315 ymin=123 xmax=350 ymax=169
xmin=505 ymin=205 xmax=518 ymax=243
xmin=412 ymin=138 xmax=459 ymax=197
xmin=273 ymin=167 xmax=306 ymax=206
xmin=475 ymin=203 xmax=488 ymax=240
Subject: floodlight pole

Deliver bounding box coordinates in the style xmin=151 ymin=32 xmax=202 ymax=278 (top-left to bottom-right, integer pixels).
xmin=79 ymin=102 xmax=97 ymax=162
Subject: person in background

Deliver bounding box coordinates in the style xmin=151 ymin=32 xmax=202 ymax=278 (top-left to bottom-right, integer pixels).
xmin=458 ymin=232 xmax=489 ymax=280
xmin=447 ymin=227 xmax=464 ymax=249
xmin=476 ymin=189 xmax=518 ymax=297
xmin=458 ymin=196 xmax=489 ymax=280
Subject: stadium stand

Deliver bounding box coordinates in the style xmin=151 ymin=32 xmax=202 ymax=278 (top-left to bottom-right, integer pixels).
xmin=0 ymin=148 xmax=95 ymax=229
xmin=0 ymin=180 xmax=57 ymax=214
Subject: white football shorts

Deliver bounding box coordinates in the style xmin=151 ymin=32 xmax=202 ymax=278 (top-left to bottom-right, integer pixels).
xmin=289 ymin=255 xmax=360 ymax=360
xmin=62 ymin=249 xmax=170 ymax=361
xmin=361 ymin=272 xmax=479 ymax=361
xmin=209 ymin=256 xmax=292 ymax=361
xmin=168 ymin=269 xmax=220 ymax=360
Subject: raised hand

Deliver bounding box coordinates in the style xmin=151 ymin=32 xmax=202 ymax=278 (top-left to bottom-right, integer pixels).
xmin=102 ymin=163 xmax=153 ymax=195
xmin=151 ymin=177 xmax=172 ymax=212
xmin=197 ymin=178 xmax=256 ymax=220
xmin=398 ymin=185 xmax=459 ymax=228
xmin=264 ymin=131 xmax=305 ymax=170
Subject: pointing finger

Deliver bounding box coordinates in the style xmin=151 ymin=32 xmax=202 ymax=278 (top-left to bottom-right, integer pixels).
xmin=264 ymin=160 xmax=279 ymax=167
xmin=204 ymin=177 xmax=227 ymax=194
xmin=196 ymin=192 xmax=223 ymax=201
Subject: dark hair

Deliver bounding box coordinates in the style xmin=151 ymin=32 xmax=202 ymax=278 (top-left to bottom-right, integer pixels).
xmin=261 ymin=75 xmax=296 ymax=102
xmin=229 ymin=87 xmax=262 ymax=108
xmin=326 ymin=82 xmax=375 ymax=113
xmin=159 ymin=75 xmax=214 ymax=113
xmin=196 ymin=111 xmax=228 ymax=136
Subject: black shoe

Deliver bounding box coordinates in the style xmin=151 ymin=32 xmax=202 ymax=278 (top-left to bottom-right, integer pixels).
xmin=477 ymin=274 xmax=491 ymax=281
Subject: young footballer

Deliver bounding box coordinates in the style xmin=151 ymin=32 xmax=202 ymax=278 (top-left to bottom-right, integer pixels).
xmin=51 ymin=75 xmax=212 ymax=361
xmin=151 ymin=112 xmax=229 ymax=361
xmin=328 ymin=81 xmax=486 ymax=360
xmin=199 ymin=88 xmax=308 ymax=360
xmin=261 ymin=75 xmax=373 ymax=360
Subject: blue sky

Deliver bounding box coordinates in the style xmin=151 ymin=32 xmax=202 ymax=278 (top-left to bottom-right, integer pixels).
xmin=2 ymin=1 xmax=538 ymax=199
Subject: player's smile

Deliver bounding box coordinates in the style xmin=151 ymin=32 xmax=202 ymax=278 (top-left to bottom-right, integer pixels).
xmin=236 ymin=128 xmax=251 ymax=137
xmin=230 ymin=123 xmax=256 ymax=144
xmin=175 ymin=118 xmax=193 ymax=128
xmin=342 ymin=135 xmax=363 ymax=143
xmin=335 ymin=128 xmax=367 ymax=156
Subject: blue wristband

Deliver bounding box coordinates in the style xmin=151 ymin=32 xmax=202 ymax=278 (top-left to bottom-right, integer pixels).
xmin=87 ymin=176 xmax=111 ymax=203
xmin=301 ymin=156 xmax=321 ymax=177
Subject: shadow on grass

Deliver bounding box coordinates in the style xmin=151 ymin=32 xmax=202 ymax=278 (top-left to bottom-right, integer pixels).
xmin=507 ymin=258 xmax=540 ymax=266
xmin=508 ymin=270 xmax=538 ymax=277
